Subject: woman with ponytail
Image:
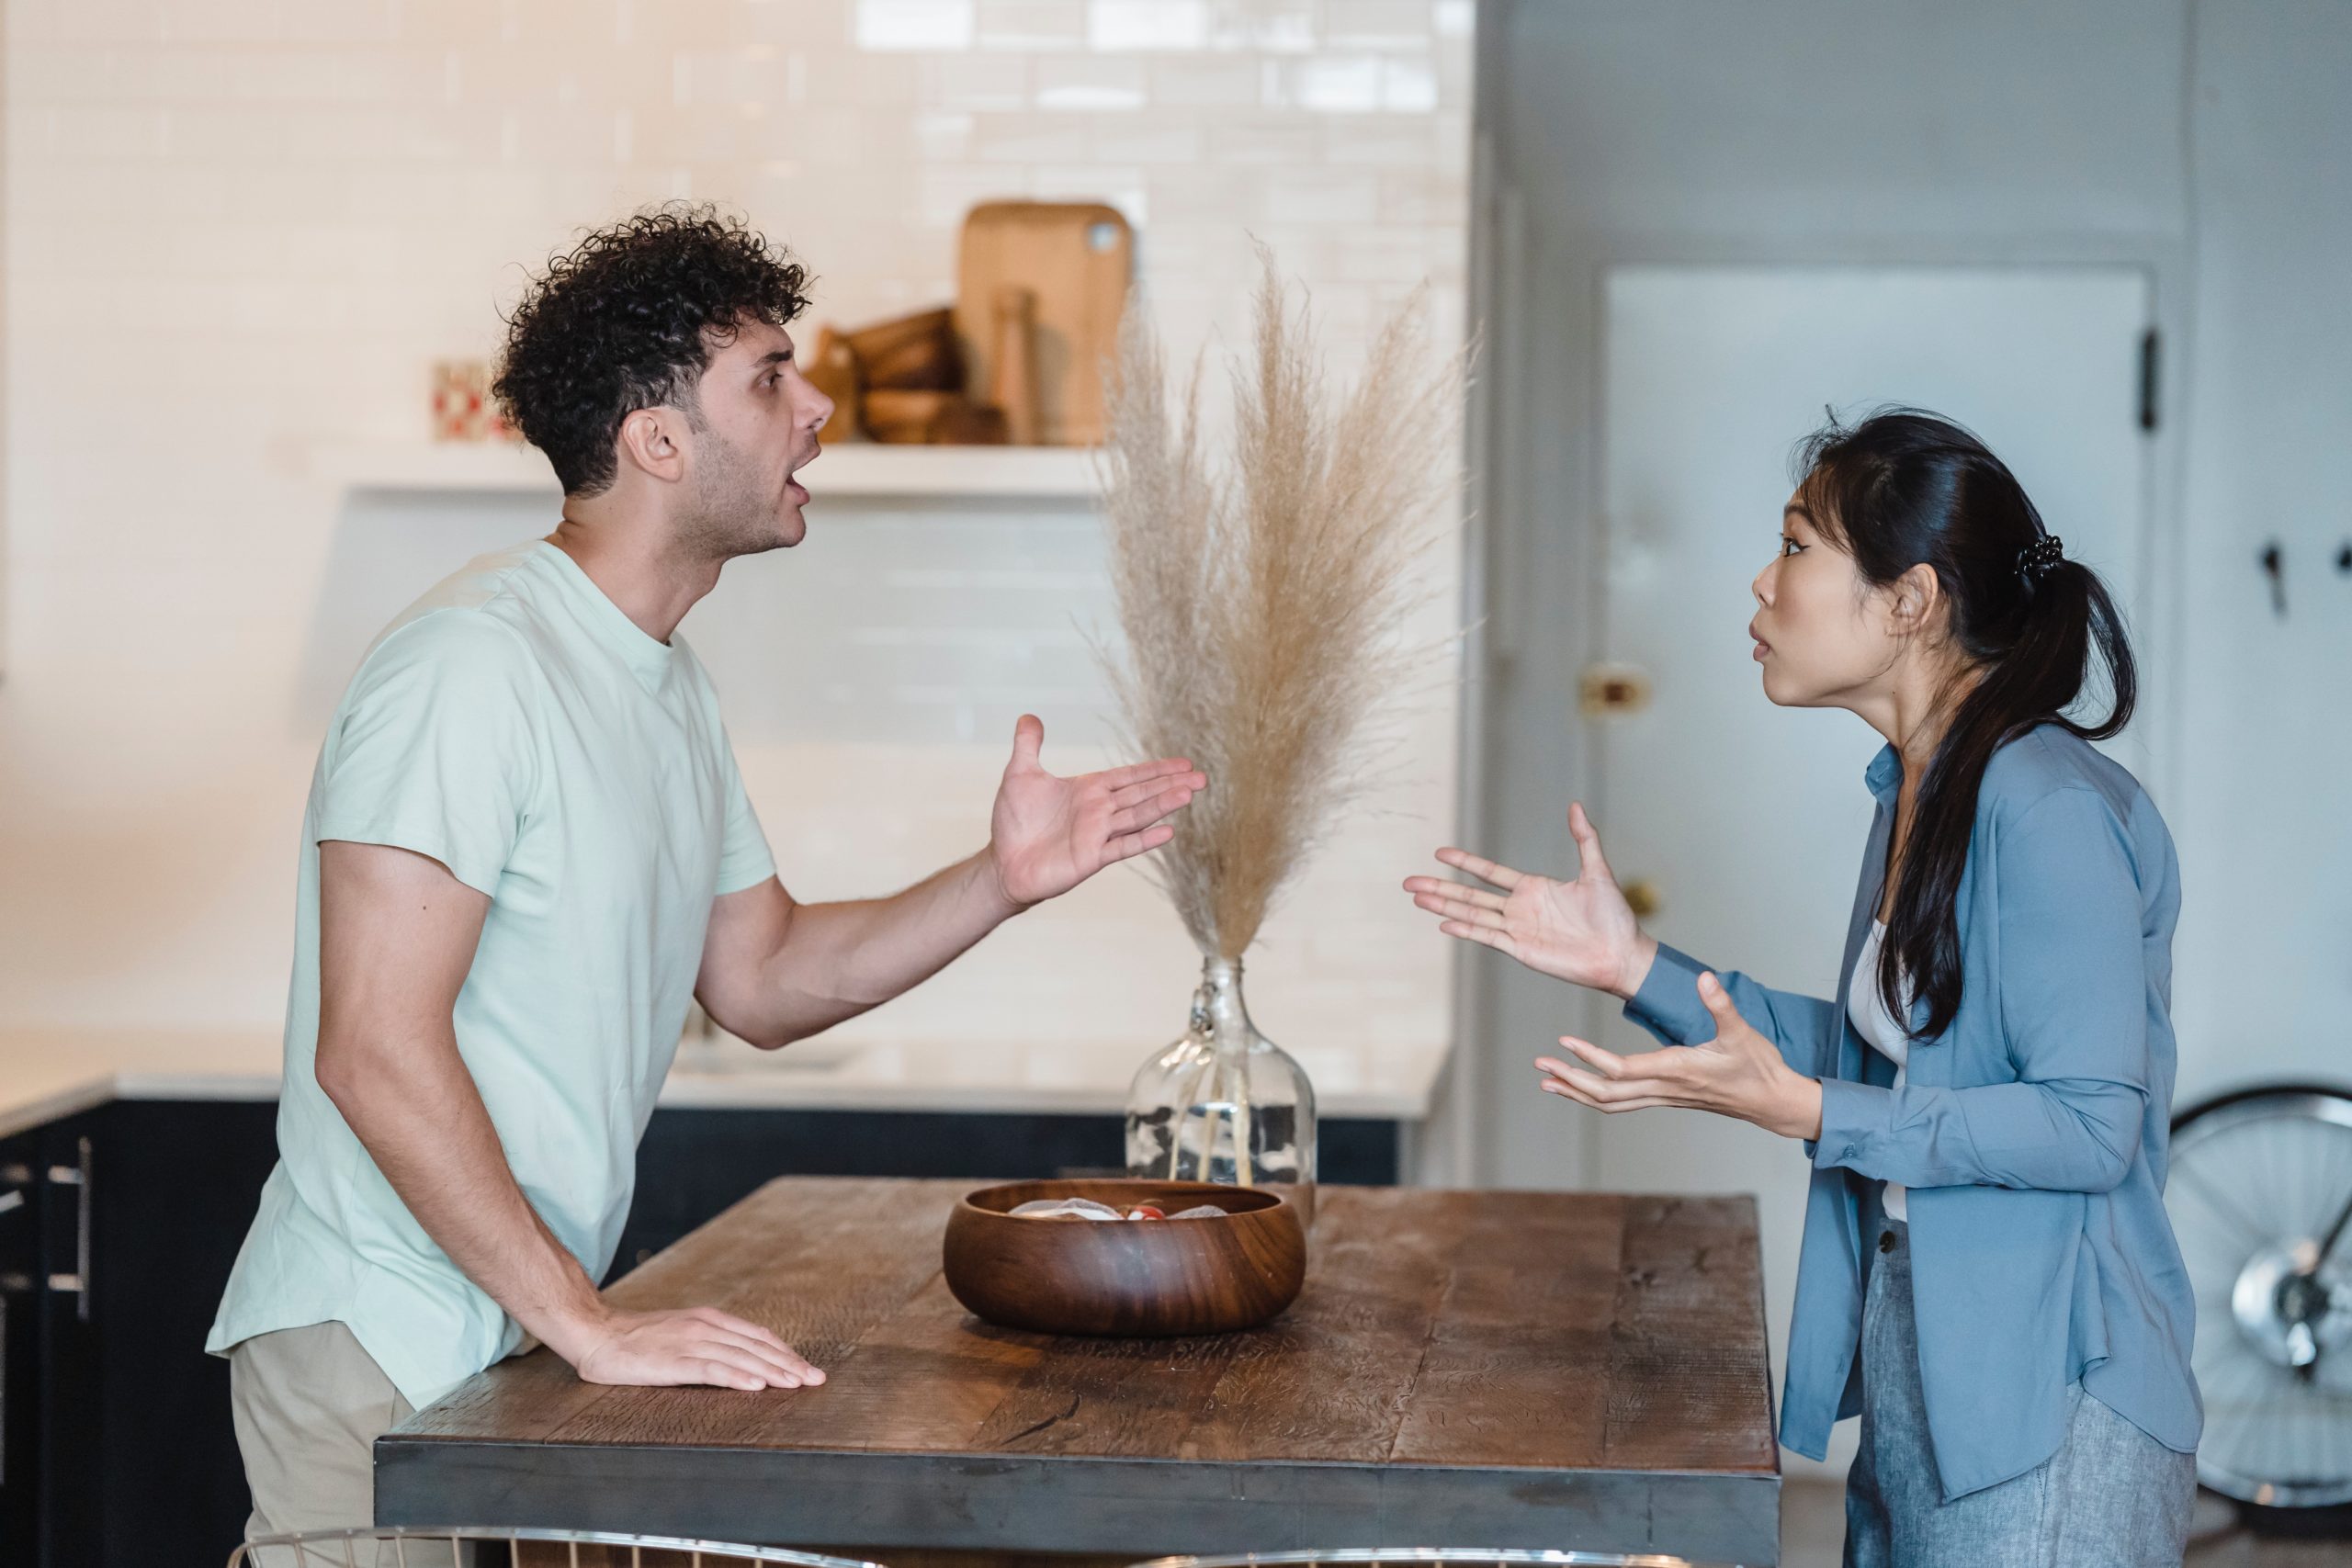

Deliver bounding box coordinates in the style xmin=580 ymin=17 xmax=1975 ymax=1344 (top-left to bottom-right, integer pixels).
xmin=1407 ymin=409 xmax=2199 ymax=1564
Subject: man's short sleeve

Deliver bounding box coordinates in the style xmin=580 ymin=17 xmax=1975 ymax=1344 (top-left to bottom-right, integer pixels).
xmin=714 ymin=732 xmax=775 ymax=895
xmin=313 ymin=612 xmax=542 ymax=897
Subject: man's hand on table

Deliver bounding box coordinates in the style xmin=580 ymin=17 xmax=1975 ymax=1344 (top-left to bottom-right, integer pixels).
xmin=551 ymin=1303 xmax=825 ymax=1392
xmin=985 ymin=713 xmax=1205 ymax=910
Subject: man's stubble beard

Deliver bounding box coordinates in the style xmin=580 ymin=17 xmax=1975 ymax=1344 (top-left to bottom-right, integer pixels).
xmin=678 ymin=423 xmax=794 ymax=561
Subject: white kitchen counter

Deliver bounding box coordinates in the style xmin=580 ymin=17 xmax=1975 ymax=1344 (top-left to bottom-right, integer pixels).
xmin=0 ymin=1027 xmax=1447 ymax=1142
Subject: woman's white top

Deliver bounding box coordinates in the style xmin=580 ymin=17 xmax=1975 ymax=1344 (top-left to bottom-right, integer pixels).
xmin=1849 ymin=919 xmax=1913 ymax=1221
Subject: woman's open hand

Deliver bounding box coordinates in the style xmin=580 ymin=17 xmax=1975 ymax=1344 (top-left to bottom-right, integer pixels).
xmin=1404 ymin=803 xmax=1657 ymax=999
xmin=1535 ymin=970 xmax=1824 ymax=1140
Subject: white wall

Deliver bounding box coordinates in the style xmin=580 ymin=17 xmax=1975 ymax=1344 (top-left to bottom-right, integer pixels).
xmin=2170 ymin=0 xmax=2352 ymax=1104
xmin=0 ymin=0 xmax=1470 ymax=1076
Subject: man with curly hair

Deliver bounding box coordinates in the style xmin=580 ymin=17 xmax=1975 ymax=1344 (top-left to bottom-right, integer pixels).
xmin=207 ymin=206 xmax=1205 ymax=1544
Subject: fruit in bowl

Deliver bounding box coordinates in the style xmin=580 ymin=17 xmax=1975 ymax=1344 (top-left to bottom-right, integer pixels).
xmin=1007 ymin=1198 xmax=1227 ymax=1221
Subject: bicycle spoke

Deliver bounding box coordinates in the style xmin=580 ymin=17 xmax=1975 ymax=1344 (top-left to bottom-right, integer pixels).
xmin=2175 ymin=1157 xmax=2289 ymax=1253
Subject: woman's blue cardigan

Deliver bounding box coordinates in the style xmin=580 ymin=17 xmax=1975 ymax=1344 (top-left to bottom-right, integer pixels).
xmin=1623 ymin=724 xmax=2201 ymax=1499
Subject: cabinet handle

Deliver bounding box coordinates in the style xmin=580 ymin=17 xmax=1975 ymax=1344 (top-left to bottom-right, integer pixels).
xmin=1 ymin=1164 xmax=25 ymax=1487
xmin=0 ymin=1165 xmax=28 ymax=1302
xmin=47 ymin=1137 xmax=92 ymax=1322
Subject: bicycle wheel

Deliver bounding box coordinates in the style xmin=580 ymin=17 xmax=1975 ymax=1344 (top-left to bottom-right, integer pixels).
xmin=2169 ymin=1083 xmax=2352 ymax=1506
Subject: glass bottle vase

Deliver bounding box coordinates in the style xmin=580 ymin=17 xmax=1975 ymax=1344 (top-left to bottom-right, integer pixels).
xmin=1124 ymin=955 xmax=1317 ymax=1225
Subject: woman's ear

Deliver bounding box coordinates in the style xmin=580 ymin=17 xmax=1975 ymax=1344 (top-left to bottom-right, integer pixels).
xmin=1885 ymin=562 xmax=1943 ymax=637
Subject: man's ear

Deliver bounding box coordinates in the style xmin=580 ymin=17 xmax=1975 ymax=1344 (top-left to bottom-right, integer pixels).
xmin=614 ymin=406 xmax=688 ymax=484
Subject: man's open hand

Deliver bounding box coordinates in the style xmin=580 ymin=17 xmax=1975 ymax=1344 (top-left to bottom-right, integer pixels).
xmin=564 ymin=1304 xmax=825 ymax=1392
xmin=986 ymin=714 xmax=1205 ymax=908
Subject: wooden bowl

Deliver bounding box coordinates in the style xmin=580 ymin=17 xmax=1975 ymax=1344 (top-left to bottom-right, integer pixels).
xmin=942 ymin=1179 xmax=1306 ymax=1337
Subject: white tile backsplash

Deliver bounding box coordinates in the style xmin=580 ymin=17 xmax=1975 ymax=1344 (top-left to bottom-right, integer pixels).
xmin=1087 ymin=0 xmax=1212 ymax=52
xmin=978 ymin=1 xmax=1086 ymax=52
xmin=1 ymin=0 xmax=1474 ymax=1074
xmin=857 ymin=0 xmax=978 ymax=51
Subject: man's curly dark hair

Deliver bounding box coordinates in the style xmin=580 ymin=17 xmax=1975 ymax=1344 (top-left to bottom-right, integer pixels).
xmin=493 ymin=204 xmax=814 ymax=497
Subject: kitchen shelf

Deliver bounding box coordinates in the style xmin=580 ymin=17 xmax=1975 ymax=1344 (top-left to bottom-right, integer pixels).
xmin=306 ymin=440 xmax=1105 ymax=501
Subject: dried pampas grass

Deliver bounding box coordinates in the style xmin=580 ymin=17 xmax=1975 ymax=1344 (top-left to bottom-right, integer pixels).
xmin=1096 ymin=246 xmax=1464 ymax=960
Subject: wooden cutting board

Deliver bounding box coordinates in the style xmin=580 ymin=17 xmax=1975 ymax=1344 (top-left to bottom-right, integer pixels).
xmin=955 ymin=201 xmax=1133 ymax=447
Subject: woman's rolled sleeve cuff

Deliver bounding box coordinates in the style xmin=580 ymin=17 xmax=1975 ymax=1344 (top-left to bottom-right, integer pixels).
xmin=1812 ymin=1076 xmax=1889 ymax=1173
xmin=1622 ymin=942 xmax=1716 ymax=1046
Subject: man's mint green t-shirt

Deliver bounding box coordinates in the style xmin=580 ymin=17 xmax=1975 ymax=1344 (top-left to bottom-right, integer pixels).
xmin=207 ymin=540 xmax=776 ymax=1409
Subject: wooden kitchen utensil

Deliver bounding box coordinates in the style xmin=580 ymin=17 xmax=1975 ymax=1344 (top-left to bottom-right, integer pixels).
xmin=806 ymin=327 xmax=865 ymax=444
xmin=843 ymin=306 xmax=963 ymax=391
xmin=955 ymin=202 xmax=1132 ymax=446
xmin=942 ymin=1178 xmax=1306 ymax=1336
xmin=989 ymin=284 xmax=1040 ymax=446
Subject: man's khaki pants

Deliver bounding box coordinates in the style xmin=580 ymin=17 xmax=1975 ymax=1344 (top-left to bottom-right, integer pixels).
xmin=227 ymin=1322 xmax=455 ymax=1565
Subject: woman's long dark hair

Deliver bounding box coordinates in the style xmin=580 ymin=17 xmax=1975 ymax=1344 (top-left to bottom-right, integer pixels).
xmin=1793 ymin=408 xmax=2137 ymax=1039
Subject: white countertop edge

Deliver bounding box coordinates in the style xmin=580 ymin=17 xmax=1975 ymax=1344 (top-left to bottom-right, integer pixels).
xmin=650 ymin=1069 xmax=1434 ymax=1121
xmin=2 ymin=1055 xmax=1439 ymax=1141
xmin=0 ymin=1077 xmax=125 ymax=1143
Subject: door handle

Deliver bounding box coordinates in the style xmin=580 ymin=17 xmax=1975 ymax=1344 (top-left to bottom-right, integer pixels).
xmin=1579 ymin=662 xmax=1653 ymax=717
xmin=47 ymin=1137 xmax=92 ymax=1322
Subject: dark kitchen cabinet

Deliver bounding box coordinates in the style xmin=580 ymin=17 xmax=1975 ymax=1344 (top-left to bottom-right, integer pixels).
xmin=82 ymin=1101 xmax=284 ymax=1568
xmin=14 ymin=1096 xmax=1403 ymax=1568
xmin=0 ymin=1101 xmax=284 ymax=1568
xmin=0 ymin=1110 xmax=138 ymax=1568
xmin=1 ymin=1132 xmax=40 ymax=1568
xmin=37 ymin=1112 xmax=105 ymax=1568
xmin=2 ymin=1101 xmax=283 ymax=1568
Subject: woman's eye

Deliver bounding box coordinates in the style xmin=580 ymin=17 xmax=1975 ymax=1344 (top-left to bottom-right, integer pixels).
xmin=1780 ymin=536 xmax=1804 ymax=557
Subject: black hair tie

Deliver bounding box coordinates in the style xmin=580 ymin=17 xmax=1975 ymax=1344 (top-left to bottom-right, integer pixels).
xmin=2017 ymin=535 xmax=2065 ymax=591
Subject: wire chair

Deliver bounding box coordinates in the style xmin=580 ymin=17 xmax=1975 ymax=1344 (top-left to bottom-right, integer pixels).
xmin=1128 ymin=1550 xmax=1728 ymax=1568
xmin=227 ymin=1528 xmax=888 ymax=1568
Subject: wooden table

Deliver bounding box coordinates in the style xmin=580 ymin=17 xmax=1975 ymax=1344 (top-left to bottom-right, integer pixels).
xmin=378 ymin=1179 xmax=1780 ymax=1564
